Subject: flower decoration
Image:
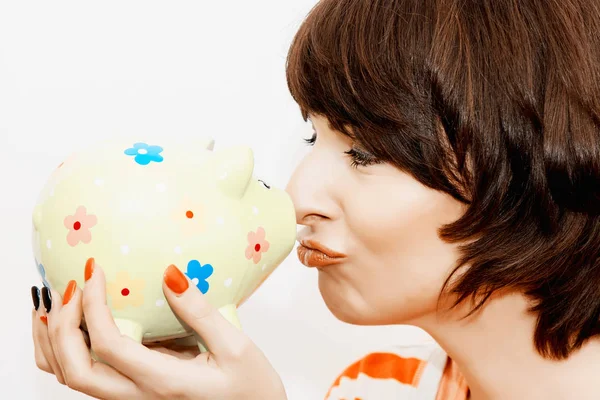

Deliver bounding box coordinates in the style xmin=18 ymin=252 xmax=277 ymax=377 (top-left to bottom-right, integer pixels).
xmin=106 ymin=270 xmax=146 ymax=310
xmin=170 ymin=195 xmax=206 ymax=237
xmin=64 ymin=206 xmax=97 ymax=247
xmin=245 ymin=227 xmax=270 ymax=264
xmin=124 ymin=142 xmax=164 ymax=165
xmin=35 ymin=259 xmax=51 ymax=289
xmin=185 ymin=260 xmax=213 ymax=294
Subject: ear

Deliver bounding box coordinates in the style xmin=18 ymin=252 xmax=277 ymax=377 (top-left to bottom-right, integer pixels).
xmin=204 ymin=138 xmax=215 ymax=151
xmin=214 ymin=146 xmax=254 ymax=199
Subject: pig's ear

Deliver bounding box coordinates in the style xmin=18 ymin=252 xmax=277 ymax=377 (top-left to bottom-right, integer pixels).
xmin=190 ymin=137 xmax=214 ymax=151
xmin=214 ymin=146 xmax=254 ymax=199
xmin=204 ymin=138 xmax=215 ymax=151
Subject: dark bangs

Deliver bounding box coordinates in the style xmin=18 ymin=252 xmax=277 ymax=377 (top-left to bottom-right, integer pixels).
xmin=285 ymin=0 xmax=470 ymax=203
xmin=286 ymin=0 xmax=600 ymax=361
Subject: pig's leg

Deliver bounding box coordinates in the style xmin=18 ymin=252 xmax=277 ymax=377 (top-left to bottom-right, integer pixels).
xmin=90 ymin=318 xmax=143 ymax=363
xmin=194 ymin=304 xmax=241 ymax=353
xmin=113 ymin=318 xmax=144 ymax=342
xmin=218 ymin=304 xmax=242 ymax=329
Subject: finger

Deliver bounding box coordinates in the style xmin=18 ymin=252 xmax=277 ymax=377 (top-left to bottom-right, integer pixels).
xmin=35 ymin=287 xmax=66 ymax=384
xmin=56 ymin=282 xmax=144 ymax=399
xmin=83 ymin=259 xmax=183 ymax=382
xmin=32 ymin=308 xmax=52 ymax=373
xmin=31 ymin=286 xmax=53 ymax=374
xmin=162 ymin=264 xmax=249 ymax=360
xmin=44 ymin=287 xmax=69 ymax=381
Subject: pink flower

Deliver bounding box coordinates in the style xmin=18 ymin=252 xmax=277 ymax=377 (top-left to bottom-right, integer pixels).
xmin=245 ymin=227 xmax=270 ymax=264
xmin=64 ymin=206 xmax=97 ymax=247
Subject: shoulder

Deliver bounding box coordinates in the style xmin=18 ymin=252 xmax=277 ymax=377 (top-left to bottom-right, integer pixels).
xmin=325 ymin=341 xmax=463 ymax=400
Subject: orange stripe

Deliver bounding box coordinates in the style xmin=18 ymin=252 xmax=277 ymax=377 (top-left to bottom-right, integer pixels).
xmin=435 ymin=357 xmax=470 ymax=400
xmin=325 ymin=352 xmax=427 ymax=399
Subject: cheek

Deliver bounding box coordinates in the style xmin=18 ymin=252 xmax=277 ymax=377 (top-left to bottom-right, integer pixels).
xmin=329 ymin=181 xmax=466 ymax=324
xmin=351 ymin=178 xmax=445 ymax=252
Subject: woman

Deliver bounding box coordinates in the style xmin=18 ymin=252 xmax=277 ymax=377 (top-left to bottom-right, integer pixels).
xmin=30 ymin=0 xmax=600 ymax=398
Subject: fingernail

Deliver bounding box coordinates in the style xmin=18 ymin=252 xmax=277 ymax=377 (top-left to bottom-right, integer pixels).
xmin=40 ymin=316 xmax=47 ymax=325
xmin=164 ymin=264 xmax=189 ymax=294
xmin=84 ymin=258 xmax=95 ymax=282
xmin=41 ymin=287 xmax=52 ymax=313
xmin=31 ymin=286 xmax=40 ymax=311
xmin=62 ymin=280 xmax=77 ymax=305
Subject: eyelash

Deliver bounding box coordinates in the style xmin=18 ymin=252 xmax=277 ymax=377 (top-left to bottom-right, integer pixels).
xmin=303 ymin=132 xmax=380 ymax=169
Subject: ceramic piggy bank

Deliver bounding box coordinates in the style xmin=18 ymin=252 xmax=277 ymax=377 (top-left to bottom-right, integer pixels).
xmin=31 ymin=137 xmax=296 ymax=349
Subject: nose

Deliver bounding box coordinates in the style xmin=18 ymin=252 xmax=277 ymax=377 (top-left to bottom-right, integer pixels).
xmin=285 ymin=151 xmax=338 ymax=226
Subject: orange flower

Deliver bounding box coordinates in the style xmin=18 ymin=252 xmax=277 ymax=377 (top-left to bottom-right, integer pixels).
xmin=171 ymin=195 xmax=206 ymax=237
xmin=106 ymin=271 xmax=146 ymax=310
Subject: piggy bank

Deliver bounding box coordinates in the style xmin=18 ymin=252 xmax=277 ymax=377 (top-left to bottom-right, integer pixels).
xmin=31 ymin=137 xmax=296 ymax=349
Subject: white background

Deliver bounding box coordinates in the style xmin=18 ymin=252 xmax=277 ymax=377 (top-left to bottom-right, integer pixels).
xmin=0 ymin=1 xmax=430 ymax=399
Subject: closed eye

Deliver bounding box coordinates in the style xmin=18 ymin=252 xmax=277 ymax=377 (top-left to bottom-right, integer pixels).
xmin=344 ymin=148 xmax=381 ymax=168
xmin=303 ymin=132 xmax=317 ymax=146
xmin=258 ymin=179 xmax=270 ymax=189
xmin=303 ymin=131 xmax=381 ymax=169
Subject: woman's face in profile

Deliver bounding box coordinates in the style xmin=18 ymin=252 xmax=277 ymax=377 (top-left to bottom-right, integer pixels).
xmin=285 ymin=114 xmax=468 ymax=326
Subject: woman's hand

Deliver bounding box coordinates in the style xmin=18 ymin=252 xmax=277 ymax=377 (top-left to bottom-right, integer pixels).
xmin=30 ymin=260 xmax=287 ymax=400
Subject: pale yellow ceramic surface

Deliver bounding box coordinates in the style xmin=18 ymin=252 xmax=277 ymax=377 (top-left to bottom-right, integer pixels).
xmin=31 ymin=137 xmax=296 ymax=347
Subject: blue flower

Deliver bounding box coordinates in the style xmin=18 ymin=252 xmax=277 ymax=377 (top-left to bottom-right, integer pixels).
xmin=184 ymin=260 xmax=213 ymax=294
xmin=36 ymin=260 xmax=51 ymax=289
xmin=124 ymin=142 xmax=164 ymax=165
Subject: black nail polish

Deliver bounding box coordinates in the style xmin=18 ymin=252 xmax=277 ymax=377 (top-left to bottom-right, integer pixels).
xmin=31 ymin=286 xmax=40 ymax=311
xmin=41 ymin=286 xmax=52 ymax=313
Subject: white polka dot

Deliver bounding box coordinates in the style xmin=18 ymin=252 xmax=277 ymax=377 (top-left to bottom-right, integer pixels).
xmin=121 ymin=245 xmax=130 ymax=255
xmin=174 ymin=246 xmax=182 ymax=254
xmin=216 ymin=217 xmax=224 ymax=225
xmin=224 ymin=278 xmax=233 ymax=287
xmin=262 ymin=264 xmax=267 ymax=271
xmin=191 ymin=278 xmax=199 ymax=286
xmin=252 ymin=206 xmax=259 ymax=215
xmin=156 ymin=183 xmax=167 ymax=192
xmin=138 ymin=149 xmax=148 ymax=155
xmin=219 ymin=172 xmax=228 ymax=180
xmin=46 ymin=239 xmax=52 ymax=249
xmin=49 ymin=188 xmax=55 ymax=197
xmin=156 ymin=299 xmax=165 ymax=307
xmin=94 ymin=178 xmax=104 ymax=186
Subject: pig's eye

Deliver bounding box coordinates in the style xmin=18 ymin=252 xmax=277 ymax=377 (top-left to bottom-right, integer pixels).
xmin=258 ymin=179 xmax=270 ymax=189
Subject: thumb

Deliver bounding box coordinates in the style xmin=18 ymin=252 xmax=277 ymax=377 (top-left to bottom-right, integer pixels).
xmin=162 ymin=264 xmax=246 ymax=358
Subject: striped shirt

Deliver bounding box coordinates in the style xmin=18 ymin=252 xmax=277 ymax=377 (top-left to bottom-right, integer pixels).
xmin=325 ymin=342 xmax=470 ymax=400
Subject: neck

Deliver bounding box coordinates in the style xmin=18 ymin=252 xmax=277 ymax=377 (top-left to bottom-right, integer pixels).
xmin=417 ymin=291 xmax=600 ymax=400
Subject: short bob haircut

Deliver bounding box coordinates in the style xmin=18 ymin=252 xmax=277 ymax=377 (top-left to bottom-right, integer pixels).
xmin=286 ymin=0 xmax=600 ymax=360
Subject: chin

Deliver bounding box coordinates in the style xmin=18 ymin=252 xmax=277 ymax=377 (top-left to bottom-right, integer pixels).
xmin=317 ymin=268 xmax=429 ymax=326
xmin=318 ymin=268 xmax=372 ymax=325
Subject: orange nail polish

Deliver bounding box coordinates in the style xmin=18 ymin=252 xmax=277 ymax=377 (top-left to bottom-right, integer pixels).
xmin=63 ymin=280 xmax=77 ymax=305
xmin=84 ymin=258 xmax=95 ymax=282
xmin=40 ymin=316 xmax=47 ymax=325
xmin=164 ymin=265 xmax=189 ymax=294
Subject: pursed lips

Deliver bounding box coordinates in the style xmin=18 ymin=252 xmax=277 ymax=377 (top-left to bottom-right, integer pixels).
xmin=296 ymin=239 xmax=347 ymax=268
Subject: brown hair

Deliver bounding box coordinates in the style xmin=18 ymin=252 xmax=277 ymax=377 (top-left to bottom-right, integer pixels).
xmin=286 ymin=0 xmax=600 ymax=360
